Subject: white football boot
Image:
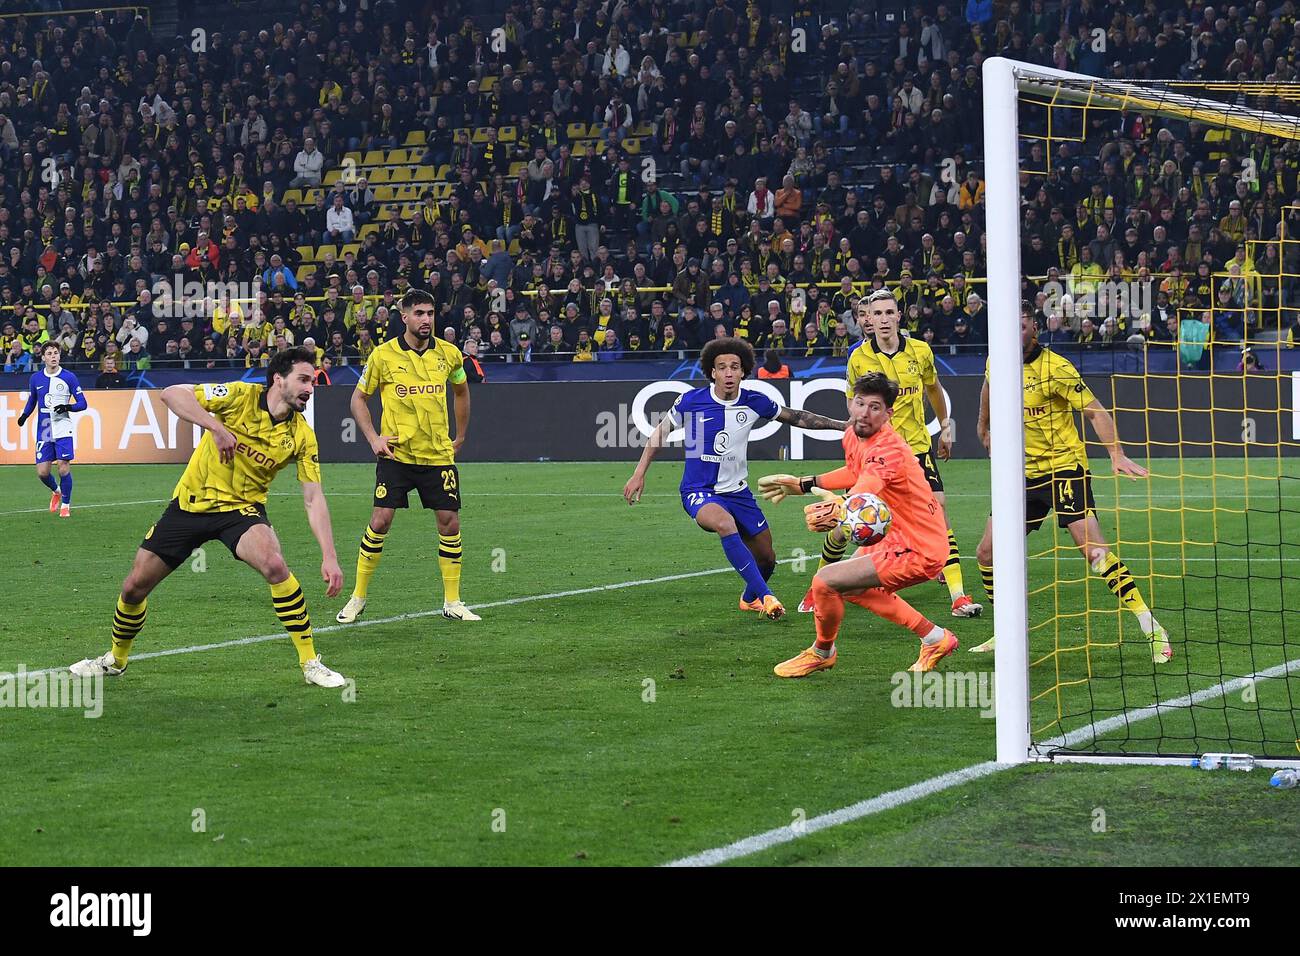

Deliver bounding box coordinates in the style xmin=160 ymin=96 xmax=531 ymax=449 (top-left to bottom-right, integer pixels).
xmin=335 ymin=595 xmax=367 ymax=624
xmin=302 ymin=656 xmax=347 ymax=688
xmin=442 ymin=601 xmax=482 ymax=621
xmin=69 ymin=652 xmax=126 ymax=677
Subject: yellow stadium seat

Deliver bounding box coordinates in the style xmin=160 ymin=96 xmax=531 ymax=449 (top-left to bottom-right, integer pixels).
xmin=507 ymin=239 xmax=521 ymax=256
xmin=342 ymin=150 xmax=363 ymax=166
xmin=304 ymin=187 xmax=326 ymax=204
xmin=359 ymin=223 xmax=381 ymax=239
xmin=567 ymin=122 xmax=590 ymax=139
xmin=508 ymin=161 xmax=527 ymax=178
xmin=471 ymin=127 xmax=492 ymax=143
xmin=296 ymin=245 xmax=315 ymax=263
xmin=296 ymin=265 xmax=316 ymax=282
xmin=498 ymin=126 xmax=517 ymax=142
xmin=322 ymin=169 xmax=343 ymax=186
xmin=404 ymin=130 xmax=427 ymax=146
xmin=410 ymin=166 xmax=436 ymax=182
xmin=362 ymin=149 xmax=386 ymax=166
xmin=393 ymin=185 xmax=421 ymax=201
xmin=372 ymin=185 xmax=398 ymax=202
xmin=282 ymin=188 xmax=303 ymax=205
xmin=632 ymin=122 xmax=653 ymax=137
xmin=316 ymin=244 xmax=339 ymax=260
xmin=480 ymin=75 xmax=498 ymax=92
xmin=388 ymin=167 xmax=413 ymax=184
xmin=623 ymin=138 xmax=641 ymax=154
xmin=431 ymin=183 xmax=453 ymax=199
xmin=341 ymin=243 xmax=360 ymax=259
xmin=366 ymin=168 xmax=392 ymax=184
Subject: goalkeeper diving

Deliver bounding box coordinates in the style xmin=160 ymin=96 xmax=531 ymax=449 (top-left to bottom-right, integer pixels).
xmin=758 ymin=372 xmax=962 ymax=677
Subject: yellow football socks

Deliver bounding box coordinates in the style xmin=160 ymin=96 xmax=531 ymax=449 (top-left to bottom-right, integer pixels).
xmin=353 ymin=523 xmax=387 ymax=600
xmin=941 ymin=528 xmax=966 ymax=600
xmin=979 ymin=562 xmax=994 ymax=605
xmin=438 ymin=532 xmax=463 ymax=604
xmin=1095 ymin=550 xmax=1155 ymax=631
xmin=271 ymin=574 xmax=316 ymax=666
xmin=110 ymin=596 xmax=147 ymax=668
xmin=818 ymin=531 xmax=848 ymax=570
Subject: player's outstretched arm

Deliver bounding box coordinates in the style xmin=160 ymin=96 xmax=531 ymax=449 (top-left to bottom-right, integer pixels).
xmin=774 ymin=406 xmax=848 ymax=432
xmin=301 ymin=480 xmax=344 ymax=598
xmin=161 ymin=384 xmax=236 ymax=462
xmin=925 ymin=380 xmax=953 ymax=459
xmin=624 ymin=417 xmax=670 ymax=504
xmin=350 ymin=385 xmax=399 ymax=459
xmin=976 ymin=379 xmax=991 ymax=452
xmin=16 ymin=377 xmax=37 ymax=427
xmin=451 ymin=380 xmax=470 ymax=453
xmin=1082 ymin=400 xmax=1147 ymax=478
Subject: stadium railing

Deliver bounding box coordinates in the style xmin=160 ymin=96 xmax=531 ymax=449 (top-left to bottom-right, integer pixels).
xmin=0 ymin=4 xmax=150 ymax=25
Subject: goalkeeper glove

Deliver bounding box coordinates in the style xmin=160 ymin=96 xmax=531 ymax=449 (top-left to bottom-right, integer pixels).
xmin=756 ymin=473 xmax=817 ymax=504
xmin=803 ymin=487 xmax=846 ymax=533
xmin=17 ymin=410 xmax=30 ymax=427
xmin=53 ymin=404 xmax=70 ymax=414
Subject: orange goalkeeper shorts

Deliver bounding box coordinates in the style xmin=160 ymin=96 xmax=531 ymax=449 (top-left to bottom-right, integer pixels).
xmin=855 ymin=540 xmax=946 ymax=593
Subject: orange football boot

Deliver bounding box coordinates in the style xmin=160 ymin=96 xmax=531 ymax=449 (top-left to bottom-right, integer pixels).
xmin=908 ymin=631 xmax=960 ymax=673
xmin=773 ymin=646 xmax=837 ymax=678
xmin=761 ymin=594 xmax=785 ymax=620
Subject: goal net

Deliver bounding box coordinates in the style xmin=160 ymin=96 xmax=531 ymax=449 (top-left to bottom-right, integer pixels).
xmin=983 ymin=59 xmax=1300 ymax=765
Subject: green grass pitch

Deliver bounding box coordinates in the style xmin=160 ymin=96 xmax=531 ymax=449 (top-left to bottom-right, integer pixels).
xmin=0 ymin=458 xmax=1295 ymax=866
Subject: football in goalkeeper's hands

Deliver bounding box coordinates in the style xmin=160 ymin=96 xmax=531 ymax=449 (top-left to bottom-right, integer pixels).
xmin=841 ymin=493 xmax=892 ymax=548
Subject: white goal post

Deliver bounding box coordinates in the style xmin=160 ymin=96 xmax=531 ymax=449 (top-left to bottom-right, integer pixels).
xmin=982 ymin=57 xmax=1300 ymax=766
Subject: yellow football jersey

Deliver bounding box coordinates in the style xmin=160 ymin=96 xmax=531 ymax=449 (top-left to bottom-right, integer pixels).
xmin=986 ymin=345 xmax=1096 ymax=479
xmin=357 ymin=335 xmax=467 ymax=466
xmin=845 ymin=335 xmax=938 ymax=454
xmin=173 ymin=381 xmax=321 ymax=513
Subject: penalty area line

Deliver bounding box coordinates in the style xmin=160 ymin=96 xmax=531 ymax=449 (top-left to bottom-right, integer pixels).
xmin=663 ymin=654 xmax=1300 ymax=867
xmin=24 ymin=556 xmax=809 ymax=679
xmin=662 ymin=761 xmax=1008 ymax=867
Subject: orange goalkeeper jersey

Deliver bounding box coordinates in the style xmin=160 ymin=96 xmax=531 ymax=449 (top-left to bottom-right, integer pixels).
xmin=820 ymin=422 xmax=947 ymax=562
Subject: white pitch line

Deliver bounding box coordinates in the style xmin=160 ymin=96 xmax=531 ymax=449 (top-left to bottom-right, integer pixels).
xmin=0 ymin=498 xmax=174 ymax=516
xmin=663 ymin=762 xmax=1008 ymax=867
xmin=1 ymin=484 xmax=1295 ymax=518
xmin=17 ymin=556 xmax=808 ymax=679
xmin=0 ymin=495 xmax=1293 ymax=564
xmin=0 ymin=492 xmax=695 ymax=516
xmin=663 ymin=652 xmax=1300 ymax=867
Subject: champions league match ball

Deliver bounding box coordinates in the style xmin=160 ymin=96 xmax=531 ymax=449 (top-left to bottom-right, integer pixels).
xmin=840 ymin=493 xmax=892 ymax=548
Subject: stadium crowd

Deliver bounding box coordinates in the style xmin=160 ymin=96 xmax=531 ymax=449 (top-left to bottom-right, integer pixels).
xmin=0 ymin=0 xmax=1298 ymax=384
